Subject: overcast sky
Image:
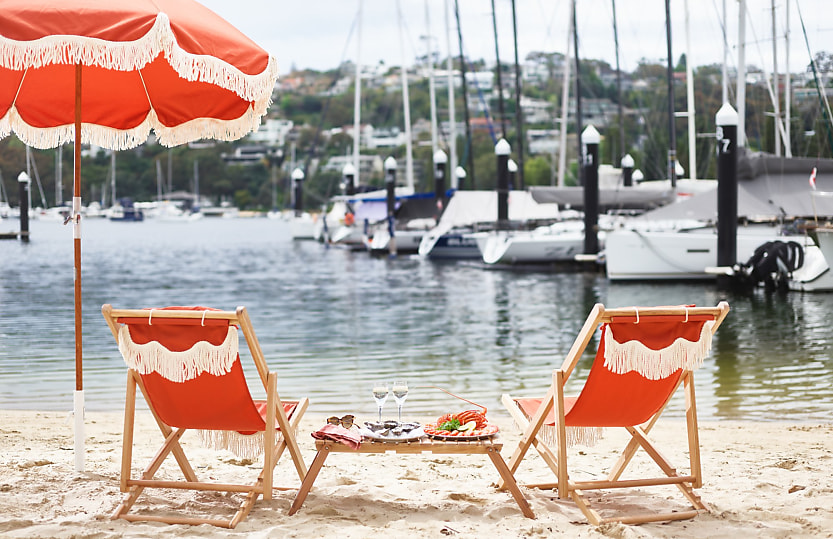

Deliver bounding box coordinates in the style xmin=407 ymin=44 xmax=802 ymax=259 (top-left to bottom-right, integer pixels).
xmin=200 ymin=0 xmax=830 ymax=76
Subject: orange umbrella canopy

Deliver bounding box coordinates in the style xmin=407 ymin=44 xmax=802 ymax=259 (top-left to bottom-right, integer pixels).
xmin=0 ymin=0 xmax=278 ymax=471
xmin=0 ymin=0 xmax=278 ymax=149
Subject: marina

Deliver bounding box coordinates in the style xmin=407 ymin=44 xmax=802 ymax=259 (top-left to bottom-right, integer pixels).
xmin=2 ymin=217 xmax=832 ymax=422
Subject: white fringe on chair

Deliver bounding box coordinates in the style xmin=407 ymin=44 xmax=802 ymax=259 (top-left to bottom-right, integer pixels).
xmin=512 ymin=417 xmax=604 ymax=447
xmin=197 ymin=429 xmax=286 ymax=460
xmin=603 ymin=320 xmax=715 ymax=380
xmin=118 ymin=325 xmax=239 ymax=382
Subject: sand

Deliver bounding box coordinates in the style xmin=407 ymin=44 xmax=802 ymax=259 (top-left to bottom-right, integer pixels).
xmin=0 ymin=410 xmax=831 ymax=538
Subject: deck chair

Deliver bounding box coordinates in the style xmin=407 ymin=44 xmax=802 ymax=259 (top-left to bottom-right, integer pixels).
xmin=502 ymin=302 xmax=729 ymax=525
xmin=102 ymin=304 xmax=309 ymax=528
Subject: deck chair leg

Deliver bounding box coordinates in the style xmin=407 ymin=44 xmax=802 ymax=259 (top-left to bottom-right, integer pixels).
xmin=627 ymin=426 xmax=706 ymax=511
xmin=486 ymin=446 xmax=535 ymax=518
xmin=553 ymin=370 xmax=569 ymax=499
xmin=288 ymin=444 xmax=330 ymax=515
xmin=607 ymin=376 xmax=683 ymax=482
xmin=502 ymin=387 xmax=556 ymax=477
xmin=684 ymin=373 xmax=703 ymax=488
xmin=134 ymin=374 xmax=198 ymax=483
xmin=570 ymin=488 xmax=604 ymax=526
xmin=120 ymin=371 xmax=138 ymax=492
xmin=266 ymin=398 xmax=309 ymax=487
xmin=500 ymin=393 xmax=564 ymax=491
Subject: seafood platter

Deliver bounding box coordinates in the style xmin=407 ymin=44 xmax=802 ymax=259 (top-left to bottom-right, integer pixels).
xmin=423 ymin=408 xmax=499 ymax=441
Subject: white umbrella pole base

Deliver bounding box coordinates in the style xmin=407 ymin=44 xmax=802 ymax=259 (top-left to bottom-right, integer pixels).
xmin=74 ymin=390 xmax=85 ymax=472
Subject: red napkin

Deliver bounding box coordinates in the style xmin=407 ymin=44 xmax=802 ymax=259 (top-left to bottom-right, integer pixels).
xmin=311 ymin=423 xmax=361 ymax=450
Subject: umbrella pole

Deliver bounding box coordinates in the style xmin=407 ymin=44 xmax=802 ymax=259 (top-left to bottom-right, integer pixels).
xmin=73 ymin=63 xmax=84 ymax=473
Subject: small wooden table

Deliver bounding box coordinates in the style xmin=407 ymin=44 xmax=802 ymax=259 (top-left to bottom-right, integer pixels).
xmin=288 ymin=435 xmax=535 ymax=518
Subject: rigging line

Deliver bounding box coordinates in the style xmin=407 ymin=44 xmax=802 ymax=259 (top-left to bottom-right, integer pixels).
xmin=743 ymin=1 xmax=789 ymax=147
xmin=301 ymin=10 xmax=360 ymax=205
xmin=796 ymin=0 xmax=833 ymax=157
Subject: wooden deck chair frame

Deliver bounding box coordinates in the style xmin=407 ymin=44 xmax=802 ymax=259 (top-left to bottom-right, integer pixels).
xmin=102 ymin=304 xmax=309 ymax=528
xmin=501 ymin=302 xmax=729 ymax=526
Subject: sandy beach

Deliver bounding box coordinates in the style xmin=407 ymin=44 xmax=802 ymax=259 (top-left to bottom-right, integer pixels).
xmin=1 ymin=410 xmax=830 ymax=538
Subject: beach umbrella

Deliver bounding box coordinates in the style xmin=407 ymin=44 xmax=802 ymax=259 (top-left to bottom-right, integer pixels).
xmin=0 ymin=0 xmax=278 ymax=471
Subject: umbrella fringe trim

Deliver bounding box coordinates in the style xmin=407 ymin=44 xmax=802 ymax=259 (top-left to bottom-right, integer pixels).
xmin=0 ymin=13 xmax=278 ymax=103
xmin=0 ymin=104 xmax=264 ymax=150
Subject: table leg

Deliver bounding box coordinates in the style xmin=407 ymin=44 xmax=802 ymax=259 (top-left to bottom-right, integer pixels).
xmin=288 ymin=445 xmax=330 ymax=515
xmin=486 ymin=447 xmax=535 ymax=519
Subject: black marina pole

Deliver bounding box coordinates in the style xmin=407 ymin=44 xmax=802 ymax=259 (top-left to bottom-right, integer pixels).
xmin=18 ymin=171 xmax=30 ymax=242
xmin=342 ymin=163 xmax=356 ymax=196
xmin=433 ymin=149 xmax=447 ymax=221
xmin=385 ymin=156 xmax=397 ymax=257
xmin=495 ymin=138 xmax=510 ymax=230
xmin=716 ymin=103 xmax=738 ymax=286
xmin=582 ymin=126 xmax=600 ymax=255
xmin=621 ymin=153 xmax=634 ymax=187
xmin=291 ymin=168 xmax=304 ymax=217
xmin=455 ymin=166 xmax=467 ymax=192
xmin=507 ymin=159 xmax=517 ymax=191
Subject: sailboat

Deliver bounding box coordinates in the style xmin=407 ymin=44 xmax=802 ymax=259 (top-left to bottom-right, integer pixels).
xmin=604 ymin=0 xmax=831 ymax=283
xmin=106 ymin=152 xmax=144 ymax=222
xmin=330 ymin=1 xmax=440 ymax=254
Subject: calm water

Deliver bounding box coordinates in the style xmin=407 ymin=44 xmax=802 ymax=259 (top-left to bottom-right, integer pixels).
xmin=1 ymin=217 xmax=832 ymax=422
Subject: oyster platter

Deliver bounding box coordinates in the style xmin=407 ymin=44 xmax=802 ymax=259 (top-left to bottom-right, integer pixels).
xmin=360 ymin=420 xmax=424 ymax=443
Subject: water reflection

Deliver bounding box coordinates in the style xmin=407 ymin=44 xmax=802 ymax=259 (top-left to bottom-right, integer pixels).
xmin=1 ymin=218 xmax=832 ymax=422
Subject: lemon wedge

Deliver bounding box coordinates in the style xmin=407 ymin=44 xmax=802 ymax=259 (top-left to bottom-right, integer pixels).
xmin=458 ymin=421 xmax=477 ymax=432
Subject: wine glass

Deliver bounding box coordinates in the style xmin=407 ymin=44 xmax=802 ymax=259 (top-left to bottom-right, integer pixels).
xmin=391 ymin=380 xmax=409 ymax=422
xmin=372 ymin=382 xmax=390 ymax=422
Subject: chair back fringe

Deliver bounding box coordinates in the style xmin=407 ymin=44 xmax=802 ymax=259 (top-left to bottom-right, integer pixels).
xmin=118 ymin=325 xmax=238 ymax=382
xmin=603 ymin=321 xmax=715 ymax=380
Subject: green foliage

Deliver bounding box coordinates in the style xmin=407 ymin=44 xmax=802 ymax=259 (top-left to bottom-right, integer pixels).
xmin=524 ymin=156 xmax=554 ymax=186
xmin=3 ymin=50 xmax=831 ymax=211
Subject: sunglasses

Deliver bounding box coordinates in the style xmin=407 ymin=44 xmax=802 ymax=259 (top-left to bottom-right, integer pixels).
xmin=327 ymin=415 xmax=355 ymax=429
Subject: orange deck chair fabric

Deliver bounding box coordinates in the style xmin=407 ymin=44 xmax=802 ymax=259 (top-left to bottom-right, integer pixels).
xmin=118 ymin=307 xmax=295 ymax=456
xmin=514 ymin=312 xmax=715 ymax=445
xmin=104 ymin=304 xmax=308 ymax=528
xmin=502 ymin=302 xmax=730 ymax=526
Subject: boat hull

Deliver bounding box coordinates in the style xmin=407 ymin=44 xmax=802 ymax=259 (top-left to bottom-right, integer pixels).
xmin=605 ymin=225 xmax=813 ymax=280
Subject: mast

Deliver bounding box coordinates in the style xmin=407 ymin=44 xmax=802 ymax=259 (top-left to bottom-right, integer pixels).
xmin=454 ymin=0 xmax=475 ymax=187
xmin=396 ymin=0 xmax=414 ymax=191
xmin=490 ymin=0 xmax=507 ymax=138
xmin=785 ymin=0 xmax=792 ymax=157
xmin=424 ymin=0 xmax=438 ymax=156
xmin=156 ymin=159 xmax=163 ymax=202
xmin=737 ymin=0 xmax=747 ymax=147
xmin=684 ymin=0 xmax=696 ymax=179
xmin=665 ymin=0 xmax=677 ymax=187
xmin=511 ymin=0 xmax=524 ymax=189
xmin=611 ymin=0 xmax=624 ymax=165
xmin=722 ymin=0 xmax=729 ymax=103
xmin=772 ymin=0 xmax=781 ymax=156
xmin=110 ymin=151 xmax=116 ymax=205
xmin=557 ymin=1 xmax=573 ymax=187
xmin=55 ymin=146 xmax=63 ymax=206
xmin=444 ymin=0 xmax=458 ymax=185
xmin=353 ymin=0 xmax=363 ymax=187
xmin=573 ymin=0 xmax=584 ymax=186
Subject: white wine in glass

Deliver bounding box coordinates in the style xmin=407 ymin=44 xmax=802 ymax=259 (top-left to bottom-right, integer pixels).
xmin=392 ymin=380 xmax=409 ymax=422
xmin=372 ymin=382 xmax=390 ymax=422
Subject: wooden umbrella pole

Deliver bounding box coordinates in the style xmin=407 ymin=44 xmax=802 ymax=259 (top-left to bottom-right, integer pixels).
xmin=74 ymin=63 xmax=82 ymax=391
xmin=73 ymin=63 xmax=84 ymax=473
